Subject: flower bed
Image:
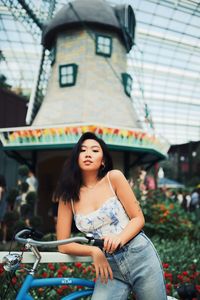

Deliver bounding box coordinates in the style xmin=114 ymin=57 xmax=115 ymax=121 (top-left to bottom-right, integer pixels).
xmin=0 ymin=235 xmax=199 ymax=299
xmin=152 ymin=236 xmax=200 ymax=298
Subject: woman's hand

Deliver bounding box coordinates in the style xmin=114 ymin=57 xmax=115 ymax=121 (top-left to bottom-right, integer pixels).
xmin=103 ymin=234 xmax=122 ymax=253
xmin=91 ymin=247 xmax=113 ymax=283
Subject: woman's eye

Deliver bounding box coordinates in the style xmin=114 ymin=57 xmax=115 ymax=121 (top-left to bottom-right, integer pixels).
xmin=80 ymin=149 xmax=86 ymax=152
xmin=93 ymin=150 xmax=99 ymax=153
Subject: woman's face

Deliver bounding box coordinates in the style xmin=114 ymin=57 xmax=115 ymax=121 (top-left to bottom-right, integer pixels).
xmin=78 ymin=139 xmax=104 ymax=172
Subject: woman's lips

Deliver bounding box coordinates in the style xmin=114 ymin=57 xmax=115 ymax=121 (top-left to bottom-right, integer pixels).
xmin=84 ymin=160 xmax=93 ymax=164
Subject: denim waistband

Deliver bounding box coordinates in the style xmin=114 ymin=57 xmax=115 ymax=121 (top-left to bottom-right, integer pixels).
xmin=105 ymin=230 xmax=143 ymax=257
xmin=120 ymin=230 xmax=143 ymax=251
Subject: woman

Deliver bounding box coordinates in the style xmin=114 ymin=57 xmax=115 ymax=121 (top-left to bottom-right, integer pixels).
xmin=55 ymin=132 xmax=167 ymax=300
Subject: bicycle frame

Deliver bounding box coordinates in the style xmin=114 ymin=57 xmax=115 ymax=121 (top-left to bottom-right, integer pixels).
xmin=16 ymin=274 xmax=94 ymax=300
xmin=2 ymin=229 xmax=101 ymax=300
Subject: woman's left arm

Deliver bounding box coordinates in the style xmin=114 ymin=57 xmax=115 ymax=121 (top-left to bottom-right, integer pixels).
xmin=103 ymin=170 xmax=145 ymax=253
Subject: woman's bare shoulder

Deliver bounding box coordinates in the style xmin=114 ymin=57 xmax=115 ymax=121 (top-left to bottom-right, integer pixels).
xmin=108 ymin=169 xmax=126 ymax=182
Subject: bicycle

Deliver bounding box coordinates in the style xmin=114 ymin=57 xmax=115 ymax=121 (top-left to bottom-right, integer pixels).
xmin=2 ymin=228 xmax=179 ymax=300
xmin=2 ymin=228 xmax=103 ymax=300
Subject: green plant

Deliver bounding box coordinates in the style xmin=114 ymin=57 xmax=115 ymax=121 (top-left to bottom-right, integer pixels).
xmin=143 ymin=200 xmax=193 ymax=239
xmin=139 ymin=189 xmax=200 ymax=241
xmin=152 ymin=236 xmax=200 ymax=297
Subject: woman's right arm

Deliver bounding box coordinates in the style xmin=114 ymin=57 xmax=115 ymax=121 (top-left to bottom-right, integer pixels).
xmin=57 ymin=199 xmax=113 ymax=283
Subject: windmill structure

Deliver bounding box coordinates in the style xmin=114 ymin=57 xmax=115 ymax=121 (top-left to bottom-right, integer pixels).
xmin=0 ymin=0 xmax=169 ymax=166
xmin=0 ymin=0 xmax=169 ymax=229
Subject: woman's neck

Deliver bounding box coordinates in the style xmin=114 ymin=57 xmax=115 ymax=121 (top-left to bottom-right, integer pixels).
xmin=81 ymin=172 xmax=99 ymax=189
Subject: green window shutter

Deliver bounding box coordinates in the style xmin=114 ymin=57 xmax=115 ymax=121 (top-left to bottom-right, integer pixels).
xmin=59 ymin=64 xmax=78 ymax=87
xmin=121 ymin=73 xmax=133 ymax=97
xmin=95 ymin=34 xmax=112 ymax=57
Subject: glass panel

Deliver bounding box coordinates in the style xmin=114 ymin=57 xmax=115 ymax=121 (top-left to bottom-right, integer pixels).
xmin=61 ymin=75 xmax=68 ymax=85
xmin=66 ymin=66 xmax=73 ymax=75
xmin=61 ymin=67 xmax=67 ymax=75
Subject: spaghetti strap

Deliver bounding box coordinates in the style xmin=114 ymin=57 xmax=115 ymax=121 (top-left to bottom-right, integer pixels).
xmin=107 ymin=172 xmax=116 ymax=196
xmin=71 ymin=199 xmax=75 ymax=215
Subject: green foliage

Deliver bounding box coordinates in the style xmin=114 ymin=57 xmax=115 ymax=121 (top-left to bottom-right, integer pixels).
xmin=0 ymin=262 xmax=95 ymax=300
xmin=153 ymin=236 xmax=200 ymax=272
xmin=152 ymin=236 xmax=200 ymax=297
xmin=140 ymin=189 xmax=199 ymax=241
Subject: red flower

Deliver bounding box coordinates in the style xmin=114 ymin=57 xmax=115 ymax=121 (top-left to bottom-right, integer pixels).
xmin=166 ymin=283 xmax=172 ymax=292
xmin=48 ymin=263 xmax=55 ymax=271
xmin=182 ymin=271 xmax=189 ymax=276
xmin=0 ymin=265 xmax=4 ymax=275
xmin=42 ymin=272 xmax=48 ymax=278
xmin=61 ymin=286 xmax=68 ymax=290
xmin=164 ymin=272 xmax=173 ymax=281
xmin=74 ymin=262 xmax=82 ymax=268
xmin=57 ymin=269 xmax=64 ymax=276
xmin=61 ymin=265 xmax=68 ymax=271
xmin=177 ymin=275 xmax=184 ymax=281
xmin=56 ymin=288 xmax=63 ymax=295
xmin=196 ymin=285 xmax=200 ymax=292
xmin=77 ymin=285 xmax=84 ymax=289
xmin=12 ymin=277 xmax=17 ymax=284
xmin=163 ymin=263 xmax=169 ymax=269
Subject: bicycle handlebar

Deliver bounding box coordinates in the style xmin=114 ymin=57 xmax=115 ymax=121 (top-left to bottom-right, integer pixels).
xmin=15 ymin=229 xmax=104 ymax=249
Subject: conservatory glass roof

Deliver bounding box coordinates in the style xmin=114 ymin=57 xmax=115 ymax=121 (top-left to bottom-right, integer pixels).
xmin=0 ymin=0 xmax=199 ymax=145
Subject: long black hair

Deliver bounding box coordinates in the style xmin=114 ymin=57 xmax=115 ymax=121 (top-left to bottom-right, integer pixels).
xmin=54 ymin=132 xmax=113 ymax=202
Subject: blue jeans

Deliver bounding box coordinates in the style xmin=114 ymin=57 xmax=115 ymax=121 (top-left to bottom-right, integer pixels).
xmin=92 ymin=232 xmax=167 ymax=300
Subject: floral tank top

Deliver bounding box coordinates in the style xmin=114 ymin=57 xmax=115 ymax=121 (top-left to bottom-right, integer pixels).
xmin=71 ymin=172 xmax=130 ymax=239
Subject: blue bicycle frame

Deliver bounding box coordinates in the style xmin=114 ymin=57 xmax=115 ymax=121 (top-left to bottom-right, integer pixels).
xmin=16 ymin=275 xmax=94 ymax=300
xmin=2 ymin=229 xmax=101 ymax=300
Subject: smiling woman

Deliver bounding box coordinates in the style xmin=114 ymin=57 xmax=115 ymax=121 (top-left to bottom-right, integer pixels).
xmin=54 ymin=132 xmax=168 ymax=300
